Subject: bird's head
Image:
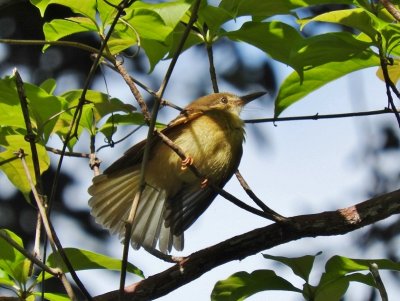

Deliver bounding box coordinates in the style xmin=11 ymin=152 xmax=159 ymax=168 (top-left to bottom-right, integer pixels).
xmin=184 ymin=92 xmax=266 ymax=116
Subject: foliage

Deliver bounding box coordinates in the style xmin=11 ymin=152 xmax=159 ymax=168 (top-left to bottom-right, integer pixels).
xmin=1 ymin=0 xmax=400 ymax=300
xmin=212 ymin=253 xmax=400 ymax=300
xmin=0 ymin=229 xmax=143 ymax=300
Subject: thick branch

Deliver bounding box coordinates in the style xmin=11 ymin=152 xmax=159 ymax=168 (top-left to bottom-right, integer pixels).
xmin=93 ymin=189 xmax=400 ymax=301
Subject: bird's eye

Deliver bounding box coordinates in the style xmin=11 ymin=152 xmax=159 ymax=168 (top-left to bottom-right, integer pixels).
xmin=220 ymin=96 xmax=228 ymax=104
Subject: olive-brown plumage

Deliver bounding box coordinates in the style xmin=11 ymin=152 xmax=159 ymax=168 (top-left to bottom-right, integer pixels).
xmin=88 ymin=92 xmax=264 ymax=253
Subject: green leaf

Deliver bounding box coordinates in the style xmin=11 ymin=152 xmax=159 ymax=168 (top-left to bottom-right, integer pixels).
xmin=219 ymin=0 xmax=354 ymax=19
xmin=0 ymin=229 xmax=29 ymax=285
xmin=224 ymin=21 xmax=303 ymax=73
xmin=132 ymin=1 xmax=191 ymax=28
xmin=39 ymin=248 xmax=144 ymax=281
xmin=43 ymin=17 xmax=97 ymax=51
xmin=274 ymin=50 xmax=380 ymax=116
xmin=301 ymin=8 xmax=388 ymax=41
xmin=263 ymin=252 xmax=321 ymax=282
xmin=225 ymin=21 xmax=371 ymax=78
xmin=211 ymin=270 xmax=301 ymax=301
xmin=0 ymin=77 xmax=26 ymax=129
xmin=58 ymin=90 xmax=134 ymax=138
xmin=30 ymin=0 xmax=97 ymax=21
xmin=377 ymin=59 xmax=400 ymax=83
xmin=33 ymin=292 xmax=71 ymax=301
xmin=0 ymin=268 xmax=15 ymax=287
xmin=314 ymin=255 xmax=400 ymax=301
xmin=40 ymin=78 xmax=57 ymax=94
xmin=0 ymin=134 xmax=50 ymax=197
xmin=97 ymin=0 xmax=119 ymax=28
xmin=197 ymin=4 xmax=233 ymax=35
xmin=0 ymin=76 xmax=68 ymax=142
xmin=108 ymin=2 xmax=190 ymax=68
xmin=24 ymin=83 xmax=68 ymax=141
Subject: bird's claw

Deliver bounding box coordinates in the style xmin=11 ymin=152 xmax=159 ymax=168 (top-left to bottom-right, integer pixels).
xmin=200 ymin=178 xmax=208 ymax=188
xmin=181 ymin=156 xmax=194 ymax=170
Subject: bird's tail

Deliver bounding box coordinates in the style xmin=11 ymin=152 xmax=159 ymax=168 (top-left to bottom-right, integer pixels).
xmin=88 ymin=168 xmax=183 ymax=253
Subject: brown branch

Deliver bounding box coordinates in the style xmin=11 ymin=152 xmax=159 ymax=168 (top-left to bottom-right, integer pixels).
xmin=93 ymin=189 xmax=400 ymax=301
xmin=380 ymin=0 xmax=400 ymax=22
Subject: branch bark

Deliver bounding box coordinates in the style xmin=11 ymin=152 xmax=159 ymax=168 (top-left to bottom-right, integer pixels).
xmin=93 ymin=189 xmax=400 ymax=301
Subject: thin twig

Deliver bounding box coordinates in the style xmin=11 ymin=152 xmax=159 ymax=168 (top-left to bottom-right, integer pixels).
xmin=379 ymin=0 xmax=400 ymax=22
xmin=102 ymin=59 xmax=183 ymax=111
xmin=243 ymin=108 xmax=396 ymax=124
xmin=29 ymin=211 xmax=42 ymax=277
xmin=206 ymin=41 xmax=219 ymax=93
xmin=235 ymin=170 xmax=287 ymax=222
xmin=0 ymin=229 xmax=60 ymax=277
xmin=16 ymin=149 xmax=77 ymax=301
xmin=369 ymin=263 xmax=389 ymax=301
xmin=114 ymin=61 xmax=150 ymax=122
xmin=377 ymin=33 xmax=400 ymax=127
xmin=46 ymin=146 xmax=90 ymax=158
xmin=14 ymin=69 xmax=45 ymax=278
xmin=0 ymin=39 xmax=113 ymax=60
xmin=14 ymin=69 xmax=43 ymax=194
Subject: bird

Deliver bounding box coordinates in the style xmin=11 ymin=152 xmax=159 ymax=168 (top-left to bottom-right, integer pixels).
xmin=88 ymin=91 xmax=265 ymax=253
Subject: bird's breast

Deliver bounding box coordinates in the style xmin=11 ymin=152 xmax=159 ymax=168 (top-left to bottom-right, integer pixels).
xmin=145 ymin=111 xmax=245 ymax=194
xmin=174 ymin=112 xmax=244 ymax=179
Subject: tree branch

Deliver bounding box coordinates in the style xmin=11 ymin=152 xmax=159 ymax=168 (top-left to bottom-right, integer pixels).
xmin=93 ymin=189 xmax=400 ymax=301
xmin=379 ymin=0 xmax=400 ymax=22
xmin=243 ymin=108 xmax=397 ymax=124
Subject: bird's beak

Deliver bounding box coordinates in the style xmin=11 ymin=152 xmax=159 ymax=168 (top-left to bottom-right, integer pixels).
xmin=240 ymin=91 xmax=267 ymax=105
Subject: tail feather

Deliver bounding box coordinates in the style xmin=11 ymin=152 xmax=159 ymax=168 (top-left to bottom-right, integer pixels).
xmin=88 ymin=168 xmax=183 ymax=253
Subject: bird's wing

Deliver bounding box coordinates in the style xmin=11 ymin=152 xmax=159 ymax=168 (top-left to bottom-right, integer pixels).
xmin=164 ymin=184 xmax=218 ymax=235
xmin=103 ymin=109 xmax=204 ymax=174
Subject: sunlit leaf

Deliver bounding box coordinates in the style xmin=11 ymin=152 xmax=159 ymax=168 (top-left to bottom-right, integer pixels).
xmin=39 ymin=248 xmax=144 ymax=282
xmin=275 ymin=50 xmax=380 ymax=116
xmin=225 ymin=21 xmax=371 ymax=79
xmin=263 ymin=252 xmax=321 ymax=282
xmin=40 ymin=78 xmax=57 ymax=94
xmin=314 ymin=255 xmax=400 ymax=301
xmin=211 ymin=270 xmax=301 ymax=301
xmin=376 ymin=59 xmax=400 ymax=83
xmin=30 ymin=0 xmax=97 ymax=20
xmin=219 ymin=0 xmax=354 ymax=19
xmin=0 ymin=134 xmax=50 ymax=197
xmin=0 ymin=229 xmax=29 ymax=284
xmin=33 ymin=292 xmax=71 ymax=301
xmin=43 ymin=17 xmax=97 ymax=51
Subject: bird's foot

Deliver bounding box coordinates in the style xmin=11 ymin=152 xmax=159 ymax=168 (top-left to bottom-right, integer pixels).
xmin=200 ymin=178 xmax=209 ymax=188
xmin=181 ymin=156 xmax=194 ymax=170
